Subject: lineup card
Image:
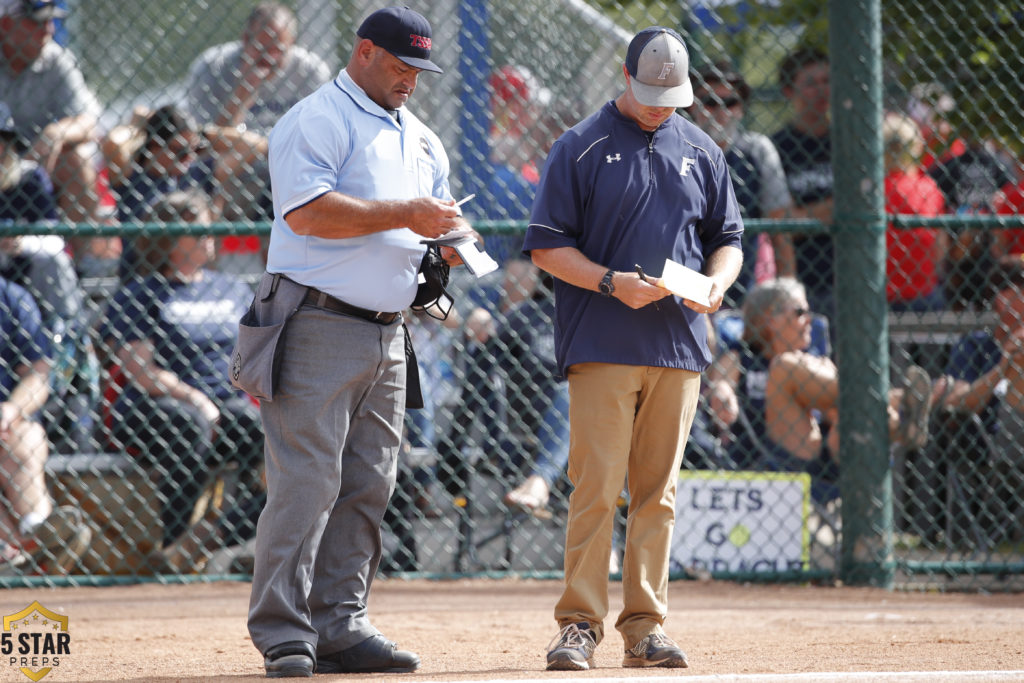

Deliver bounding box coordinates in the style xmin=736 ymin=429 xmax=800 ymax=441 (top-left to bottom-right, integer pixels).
xmin=421 ymin=230 xmax=499 ymax=277
xmin=660 ymin=258 xmax=713 ymax=306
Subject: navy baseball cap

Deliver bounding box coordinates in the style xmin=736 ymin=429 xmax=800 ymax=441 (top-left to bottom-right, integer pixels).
xmin=625 ymin=27 xmax=693 ymax=108
xmin=356 ymin=6 xmax=443 ymax=74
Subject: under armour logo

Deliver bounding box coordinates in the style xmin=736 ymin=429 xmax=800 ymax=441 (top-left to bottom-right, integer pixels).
xmin=679 ymin=156 xmax=696 ymax=176
xmin=606 ymin=154 xmax=621 ymax=163
xmin=658 ymin=62 xmax=675 ymax=80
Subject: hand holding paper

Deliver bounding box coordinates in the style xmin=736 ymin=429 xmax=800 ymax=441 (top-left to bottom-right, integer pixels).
xmin=658 ymin=258 xmax=713 ymax=307
xmin=421 ymin=230 xmax=499 ymax=277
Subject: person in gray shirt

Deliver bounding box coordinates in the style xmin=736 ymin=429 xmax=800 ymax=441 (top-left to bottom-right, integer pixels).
xmin=687 ymin=61 xmax=795 ymax=307
xmin=185 ymin=2 xmax=330 ymax=225
xmin=0 ymin=0 xmax=104 ymax=233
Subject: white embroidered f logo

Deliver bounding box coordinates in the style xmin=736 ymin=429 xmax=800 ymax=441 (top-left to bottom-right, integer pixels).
xmin=679 ymin=156 xmax=696 ymax=176
xmin=658 ymin=62 xmax=675 ymax=80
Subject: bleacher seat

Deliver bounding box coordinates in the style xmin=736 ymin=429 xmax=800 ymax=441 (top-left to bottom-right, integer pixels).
xmin=45 ymin=453 xmax=162 ymax=574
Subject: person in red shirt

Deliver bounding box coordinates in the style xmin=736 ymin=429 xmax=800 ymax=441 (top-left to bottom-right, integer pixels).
xmin=907 ymin=83 xmax=966 ymax=171
xmin=883 ymin=112 xmax=948 ymax=311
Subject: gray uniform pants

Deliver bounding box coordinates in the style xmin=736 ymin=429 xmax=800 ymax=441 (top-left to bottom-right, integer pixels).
xmin=247 ymin=305 xmax=406 ymax=656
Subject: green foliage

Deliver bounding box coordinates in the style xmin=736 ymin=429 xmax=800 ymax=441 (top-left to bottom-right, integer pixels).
xmin=685 ymin=0 xmax=1022 ymax=151
xmin=882 ymin=0 xmax=1023 ymax=151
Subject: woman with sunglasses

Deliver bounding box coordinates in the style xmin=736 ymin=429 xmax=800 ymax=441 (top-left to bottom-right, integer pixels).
xmin=707 ymin=278 xmax=941 ymax=504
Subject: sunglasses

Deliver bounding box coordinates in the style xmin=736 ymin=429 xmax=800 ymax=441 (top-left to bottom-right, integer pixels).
xmin=699 ymin=96 xmax=742 ymax=109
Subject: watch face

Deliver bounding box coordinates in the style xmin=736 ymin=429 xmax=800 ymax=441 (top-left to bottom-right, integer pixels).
xmin=600 ymin=271 xmax=614 ymax=295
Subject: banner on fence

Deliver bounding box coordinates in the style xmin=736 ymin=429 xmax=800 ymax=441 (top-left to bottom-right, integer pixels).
xmin=671 ymin=470 xmax=811 ymax=574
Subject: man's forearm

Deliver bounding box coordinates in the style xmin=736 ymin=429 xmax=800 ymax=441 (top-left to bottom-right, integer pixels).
xmin=530 ymin=247 xmax=604 ymax=292
xmin=705 ymin=244 xmax=743 ymax=293
xmin=7 ymin=362 xmax=50 ymax=418
xmin=286 ymin=192 xmax=466 ymax=240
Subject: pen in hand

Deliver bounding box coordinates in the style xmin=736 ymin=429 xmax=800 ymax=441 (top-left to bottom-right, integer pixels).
xmin=635 ymin=264 xmax=660 ymax=311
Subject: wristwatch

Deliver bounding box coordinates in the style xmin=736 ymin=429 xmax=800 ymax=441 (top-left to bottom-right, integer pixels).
xmin=598 ymin=269 xmax=616 ymax=297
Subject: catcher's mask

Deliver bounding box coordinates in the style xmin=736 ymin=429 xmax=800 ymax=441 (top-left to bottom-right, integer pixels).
xmin=411 ymin=244 xmax=454 ymax=320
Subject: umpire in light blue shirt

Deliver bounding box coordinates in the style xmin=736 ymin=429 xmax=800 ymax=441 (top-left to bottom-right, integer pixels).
xmin=246 ymin=6 xmax=470 ymax=678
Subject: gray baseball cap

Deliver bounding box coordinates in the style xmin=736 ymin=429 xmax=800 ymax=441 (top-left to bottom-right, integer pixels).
xmin=625 ymin=27 xmax=693 ymax=108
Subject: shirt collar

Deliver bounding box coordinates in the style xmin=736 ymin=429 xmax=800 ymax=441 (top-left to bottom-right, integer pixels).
xmin=335 ymin=69 xmax=402 ymax=129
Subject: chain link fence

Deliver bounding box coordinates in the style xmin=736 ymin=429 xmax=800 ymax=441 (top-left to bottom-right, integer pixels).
xmin=0 ymin=0 xmax=1022 ymax=590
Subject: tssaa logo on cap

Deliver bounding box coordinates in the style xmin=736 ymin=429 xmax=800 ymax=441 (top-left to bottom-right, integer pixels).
xmin=2 ymin=602 xmax=72 ymax=682
xmin=410 ymin=34 xmax=431 ymax=49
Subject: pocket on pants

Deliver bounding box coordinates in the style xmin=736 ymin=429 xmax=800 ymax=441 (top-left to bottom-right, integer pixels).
xmin=230 ymin=314 xmax=288 ymax=401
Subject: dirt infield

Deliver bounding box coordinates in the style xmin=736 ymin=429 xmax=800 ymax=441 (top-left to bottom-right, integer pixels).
xmin=0 ymin=578 xmax=1022 ymax=682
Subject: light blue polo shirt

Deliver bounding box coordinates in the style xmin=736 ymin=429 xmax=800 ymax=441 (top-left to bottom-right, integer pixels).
xmin=266 ymin=68 xmax=454 ymax=311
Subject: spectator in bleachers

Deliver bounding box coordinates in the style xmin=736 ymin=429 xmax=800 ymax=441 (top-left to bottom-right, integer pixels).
xmin=770 ymin=48 xmax=835 ymax=325
xmin=1 ymin=99 xmax=100 ymax=453
xmin=882 ymin=111 xmax=947 ymax=312
xmin=186 ymin=1 xmax=330 ymax=237
xmin=480 ymin=66 xmax=551 ymax=219
xmin=106 ymin=105 xmax=265 ymax=280
xmin=469 ymin=66 xmax=569 ymax=265
xmin=0 ymin=275 xmax=90 ymax=574
xmin=0 ymin=0 xmax=115 ymax=270
xmin=97 ymin=190 xmax=264 ymax=571
xmin=924 ymin=98 xmax=1015 ymax=310
xmin=687 ymin=61 xmax=794 ymax=308
xmin=923 ymin=257 xmax=1024 ymax=544
xmin=437 ymin=260 xmax=546 ymax=508
xmin=434 ymin=299 xmax=505 ymax=523
xmin=0 ymin=99 xmax=57 ymax=223
xmin=707 ymin=278 xmax=940 ymax=503
xmin=906 ymin=83 xmax=967 ymax=173
xmin=992 ymin=163 xmax=1024 ymax=264
xmin=498 ymin=271 xmax=570 ymax=514
xmin=380 ymin=304 xmax=461 ymax=574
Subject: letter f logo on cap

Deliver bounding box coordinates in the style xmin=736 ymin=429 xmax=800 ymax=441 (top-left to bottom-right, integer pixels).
xmin=625 ymin=26 xmax=693 ymax=107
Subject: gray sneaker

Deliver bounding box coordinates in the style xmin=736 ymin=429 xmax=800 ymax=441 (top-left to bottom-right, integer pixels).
xmin=26 ymin=506 xmax=91 ymax=574
xmin=623 ymin=633 xmax=689 ymax=668
xmin=898 ymin=365 xmax=933 ymax=450
xmin=546 ymin=622 xmax=597 ymax=671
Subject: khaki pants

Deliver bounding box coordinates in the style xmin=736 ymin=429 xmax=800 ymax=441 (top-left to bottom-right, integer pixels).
xmin=555 ymin=362 xmax=701 ymax=648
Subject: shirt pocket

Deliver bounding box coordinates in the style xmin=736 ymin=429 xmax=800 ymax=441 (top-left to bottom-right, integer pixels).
xmin=415 ymin=156 xmax=436 ymax=196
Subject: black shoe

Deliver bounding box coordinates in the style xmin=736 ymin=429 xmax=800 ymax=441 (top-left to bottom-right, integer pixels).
xmin=316 ymin=634 xmax=420 ymax=674
xmin=264 ymin=641 xmax=314 ymax=678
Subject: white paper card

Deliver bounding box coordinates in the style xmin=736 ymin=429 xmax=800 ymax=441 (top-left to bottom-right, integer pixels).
xmin=420 ymin=231 xmax=500 ymax=278
xmin=420 ymin=229 xmax=476 ymax=247
xmin=661 ymin=258 xmax=713 ymax=306
xmin=453 ymin=238 xmax=499 ymax=277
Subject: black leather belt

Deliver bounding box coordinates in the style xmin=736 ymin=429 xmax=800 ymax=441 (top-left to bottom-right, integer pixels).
xmin=303 ymin=288 xmax=399 ymax=325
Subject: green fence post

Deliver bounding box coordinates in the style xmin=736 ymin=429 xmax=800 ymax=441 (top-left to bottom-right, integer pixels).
xmin=829 ymin=0 xmax=892 ymax=587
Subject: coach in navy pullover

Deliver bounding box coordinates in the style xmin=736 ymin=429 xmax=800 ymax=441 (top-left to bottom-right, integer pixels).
xmin=523 ymin=26 xmax=743 ymax=672
xmin=525 ymin=99 xmax=743 ymax=376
